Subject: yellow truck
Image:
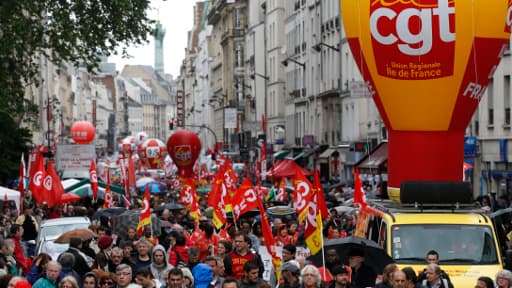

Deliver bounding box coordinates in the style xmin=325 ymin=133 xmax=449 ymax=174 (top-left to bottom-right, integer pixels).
xmin=359 ymin=182 xmax=507 ymax=287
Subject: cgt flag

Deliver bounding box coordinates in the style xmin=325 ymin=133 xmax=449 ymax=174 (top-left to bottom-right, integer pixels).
xmin=181 ymin=178 xmax=201 ymax=222
xmin=137 ymin=184 xmax=151 ymax=235
xmin=208 ymin=167 xmax=227 ymax=229
xmin=231 ymin=177 xmax=259 ymax=221
xmin=304 ymin=175 xmax=323 ymax=255
xmin=293 ymin=166 xmax=313 ymax=223
xmin=90 ymin=160 xmax=99 ymax=199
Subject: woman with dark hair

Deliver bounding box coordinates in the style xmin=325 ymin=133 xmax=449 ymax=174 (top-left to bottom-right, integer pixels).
xmin=216 ymin=240 xmax=232 ymax=260
xmin=475 ymin=276 xmax=495 ymax=288
xmin=27 ymin=253 xmax=53 ymax=284
xmin=168 ymin=232 xmax=189 ymax=267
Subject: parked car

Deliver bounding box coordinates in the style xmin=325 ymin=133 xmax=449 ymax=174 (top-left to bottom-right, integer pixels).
xmin=35 ymin=216 xmax=91 ymax=257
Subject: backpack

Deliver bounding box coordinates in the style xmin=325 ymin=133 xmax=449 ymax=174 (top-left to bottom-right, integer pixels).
xmin=175 ymin=250 xmax=186 ymax=268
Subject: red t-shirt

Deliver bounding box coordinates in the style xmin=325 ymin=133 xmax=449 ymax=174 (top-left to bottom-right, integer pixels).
xmin=230 ymin=251 xmax=257 ymax=279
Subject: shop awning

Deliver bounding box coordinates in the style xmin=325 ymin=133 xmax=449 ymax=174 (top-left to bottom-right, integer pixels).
xmin=319 ymin=148 xmax=338 ymax=158
xmin=357 ymin=142 xmax=388 ymax=170
xmin=273 ymin=150 xmax=290 ymax=161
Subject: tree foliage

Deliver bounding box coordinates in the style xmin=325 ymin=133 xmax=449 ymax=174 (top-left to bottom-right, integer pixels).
xmin=0 ymin=109 xmax=32 ymax=184
xmin=0 ymin=0 xmax=154 ymax=180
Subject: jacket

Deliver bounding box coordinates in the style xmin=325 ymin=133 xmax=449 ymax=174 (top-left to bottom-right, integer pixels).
xmin=192 ymin=263 xmax=213 ymax=288
xmin=32 ymin=277 xmax=58 ymax=288
xmin=150 ymin=245 xmax=173 ymax=285
xmin=65 ymin=246 xmax=91 ymax=277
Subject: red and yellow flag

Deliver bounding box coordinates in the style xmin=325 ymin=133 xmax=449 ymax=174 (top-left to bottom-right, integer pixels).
xmin=137 ymin=184 xmax=151 ymax=235
xmin=293 ymin=166 xmax=313 ymax=223
xmin=208 ymin=167 xmax=227 ymax=229
xmin=181 ymin=178 xmax=201 ymax=221
xmin=258 ymin=200 xmax=282 ymax=279
xmin=304 ymin=170 xmax=324 ymax=255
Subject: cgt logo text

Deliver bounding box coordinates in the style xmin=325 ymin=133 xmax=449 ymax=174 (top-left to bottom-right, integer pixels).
xmin=370 ymin=0 xmax=455 ymax=56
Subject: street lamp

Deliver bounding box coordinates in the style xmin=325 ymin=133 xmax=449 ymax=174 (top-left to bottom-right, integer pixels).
xmin=312 ymin=42 xmax=340 ymax=52
xmin=281 ymin=57 xmax=305 ymax=69
xmin=45 ymin=96 xmax=60 ymax=158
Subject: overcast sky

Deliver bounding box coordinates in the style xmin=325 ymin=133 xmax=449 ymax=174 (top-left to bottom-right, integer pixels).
xmin=109 ymin=0 xmax=196 ymax=78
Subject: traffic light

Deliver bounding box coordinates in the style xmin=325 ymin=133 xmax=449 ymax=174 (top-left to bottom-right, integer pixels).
xmin=354 ymin=142 xmax=369 ymax=152
xmin=168 ymin=118 xmax=174 ymax=130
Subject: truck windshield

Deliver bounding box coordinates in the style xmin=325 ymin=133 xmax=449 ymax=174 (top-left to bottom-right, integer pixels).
xmin=391 ymin=224 xmax=499 ymax=265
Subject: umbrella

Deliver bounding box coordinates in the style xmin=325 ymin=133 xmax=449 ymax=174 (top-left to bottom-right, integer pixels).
xmin=54 ymin=228 xmax=97 ymax=244
xmin=112 ymin=210 xmax=161 ymax=239
xmin=267 ymin=206 xmax=296 ymax=217
xmin=92 ymin=207 xmax=128 ymax=220
xmin=59 ymin=193 xmax=82 ymax=204
xmin=136 ymin=177 xmax=156 ymax=188
xmin=139 ymin=182 xmax=163 ymax=193
xmin=308 ymin=237 xmax=393 ymax=274
xmin=156 ymin=202 xmax=185 ymax=211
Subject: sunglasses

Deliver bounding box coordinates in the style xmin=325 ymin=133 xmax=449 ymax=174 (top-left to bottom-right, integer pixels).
xmin=100 ymin=281 xmax=114 ymax=286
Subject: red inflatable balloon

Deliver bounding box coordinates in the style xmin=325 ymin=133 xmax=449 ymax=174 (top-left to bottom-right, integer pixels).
xmin=70 ymin=121 xmax=95 ymax=144
xmin=167 ymin=130 xmax=202 ymax=177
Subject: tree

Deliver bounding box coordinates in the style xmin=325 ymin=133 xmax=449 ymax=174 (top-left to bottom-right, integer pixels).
xmin=0 ymin=0 xmax=154 ymax=118
xmin=0 ymin=109 xmax=32 ymax=184
xmin=0 ymin=0 xmax=155 ymax=179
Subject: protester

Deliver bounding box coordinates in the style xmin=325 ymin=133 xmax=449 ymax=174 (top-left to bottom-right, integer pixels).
xmin=401 ymin=267 xmax=422 ymax=288
xmin=203 ymin=256 xmax=224 ymax=288
xmin=421 ymin=264 xmax=453 ymax=288
xmin=64 ymin=237 xmax=91 ymax=277
xmin=165 ymin=268 xmax=184 ymax=288
xmin=347 ymin=248 xmax=376 ymax=288
xmin=15 ymin=204 xmax=38 ymax=258
xmin=134 ymin=240 xmax=153 ymax=272
xmin=215 ymin=241 xmax=232 ymax=260
xmin=58 ymin=276 xmax=78 ymax=288
xmin=239 ymin=261 xmax=265 ymax=288
xmin=391 ymin=270 xmax=407 ymax=288
xmin=496 ymin=269 xmax=512 ymax=288
xmin=57 ymin=253 xmax=81 ymax=287
xmin=191 ymin=263 xmax=213 ymax=288
xmin=223 ymin=232 xmax=263 ymax=280
xmin=327 ymin=265 xmax=351 ymax=288
xmin=149 ymin=245 xmax=173 ymax=285
xmin=301 ymin=265 xmax=321 ymax=288
xmin=417 ymin=251 xmax=451 ymax=285
xmin=277 ymin=262 xmax=300 ymax=288
xmin=475 ymin=276 xmax=495 ymax=288
xmin=115 ymin=264 xmax=139 ymax=288
xmin=32 ymin=261 xmax=61 ymax=288
xmin=83 ymin=272 xmax=99 ymax=288
xmin=375 ymin=263 xmax=398 ymax=288
xmin=134 ymin=267 xmax=162 ymax=288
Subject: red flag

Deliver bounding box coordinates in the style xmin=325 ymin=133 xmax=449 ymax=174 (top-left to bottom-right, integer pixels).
xmin=353 ymin=168 xmax=367 ymax=209
xmin=258 ymin=200 xmax=282 ymax=277
xmin=293 ymin=166 xmax=313 ymax=223
xmin=181 ymin=178 xmax=201 ymax=221
xmin=304 ymin=184 xmax=323 ymax=255
xmin=231 ymin=177 xmax=259 ymax=221
xmin=276 ymin=177 xmax=286 ymax=202
xmin=90 ymin=160 xmax=99 ymax=199
xmin=313 ymin=169 xmax=328 ymax=218
xmin=121 ymin=195 xmax=131 ymax=208
xmin=104 ymin=168 xmax=114 ymax=208
xmin=30 ymin=155 xmax=46 ymax=204
xmin=44 ymin=161 xmax=64 ymax=208
xmin=19 ymin=153 xmax=26 ymax=212
xmin=137 ymin=184 xmax=151 ymax=235
xmin=208 ymin=167 xmax=227 ymax=229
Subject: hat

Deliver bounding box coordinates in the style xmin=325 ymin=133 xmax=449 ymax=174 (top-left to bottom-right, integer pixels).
xmin=331 ymin=265 xmax=349 ymax=276
xmin=348 ymin=247 xmax=365 ymax=257
xmin=97 ymin=235 xmax=113 ymax=250
xmin=279 ymin=261 xmax=300 ymax=274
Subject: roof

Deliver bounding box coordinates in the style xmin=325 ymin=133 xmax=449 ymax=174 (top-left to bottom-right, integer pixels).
xmin=357 ymin=142 xmax=388 ymax=170
xmin=319 ymin=148 xmax=339 ymax=158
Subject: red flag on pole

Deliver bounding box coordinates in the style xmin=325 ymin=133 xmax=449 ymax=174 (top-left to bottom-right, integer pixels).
xmin=208 ymin=167 xmax=227 ymax=229
xmin=231 ymin=177 xmax=259 ymax=221
xmin=304 ymin=183 xmax=323 ymax=255
xmin=104 ymin=168 xmax=114 ymax=208
xmin=30 ymin=155 xmax=46 ymax=204
xmin=90 ymin=160 xmax=99 ymax=199
xmin=293 ymin=166 xmax=313 ymax=223
xmin=258 ymin=200 xmax=282 ymax=278
xmin=353 ymin=167 xmax=367 ymax=209
xmin=313 ymin=169 xmax=329 ymax=218
xmin=181 ymin=178 xmax=202 ymax=222
xmin=137 ymin=184 xmax=151 ymax=235
xmin=44 ymin=160 xmax=64 ymax=208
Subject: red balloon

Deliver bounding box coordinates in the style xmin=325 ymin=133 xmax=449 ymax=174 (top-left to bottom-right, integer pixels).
xmin=70 ymin=121 xmax=95 ymax=144
xmin=167 ymin=130 xmax=201 ymax=178
xmin=142 ymin=138 xmax=167 ymax=169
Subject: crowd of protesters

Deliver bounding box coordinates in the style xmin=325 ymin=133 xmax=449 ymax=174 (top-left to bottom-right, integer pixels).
xmin=0 ymin=176 xmax=512 ymax=288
